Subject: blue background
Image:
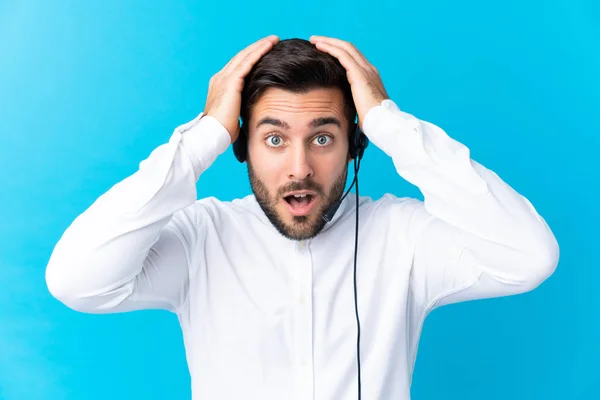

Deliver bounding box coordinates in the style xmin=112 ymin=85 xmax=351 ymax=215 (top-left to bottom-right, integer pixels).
xmin=1 ymin=0 xmax=598 ymax=399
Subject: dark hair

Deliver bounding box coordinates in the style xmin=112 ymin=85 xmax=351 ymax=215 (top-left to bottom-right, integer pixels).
xmin=240 ymin=38 xmax=356 ymax=134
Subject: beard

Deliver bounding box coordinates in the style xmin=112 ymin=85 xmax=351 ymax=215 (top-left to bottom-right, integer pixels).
xmin=247 ymin=161 xmax=348 ymax=241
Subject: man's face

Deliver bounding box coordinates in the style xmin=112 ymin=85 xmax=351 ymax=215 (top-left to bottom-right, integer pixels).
xmin=246 ymin=87 xmax=351 ymax=241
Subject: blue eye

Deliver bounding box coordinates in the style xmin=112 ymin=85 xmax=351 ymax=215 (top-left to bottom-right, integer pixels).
xmin=266 ymin=135 xmax=283 ymax=147
xmin=313 ymin=135 xmax=332 ymax=146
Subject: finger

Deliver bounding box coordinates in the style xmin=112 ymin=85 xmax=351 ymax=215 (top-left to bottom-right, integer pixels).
xmin=224 ymin=35 xmax=279 ymax=73
xmin=225 ymin=34 xmax=278 ymax=72
xmin=312 ymin=40 xmax=364 ymax=81
xmin=310 ymin=36 xmax=372 ymax=71
xmin=235 ymin=38 xmax=277 ymax=78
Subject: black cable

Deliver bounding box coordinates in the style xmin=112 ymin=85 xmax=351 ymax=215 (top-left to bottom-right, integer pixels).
xmin=322 ymin=126 xmax=364 ymax=399
xmin=353 ymin=155 xmax=362 ymax=400
xmin=339 ymin=173 xmax=357 ymax=203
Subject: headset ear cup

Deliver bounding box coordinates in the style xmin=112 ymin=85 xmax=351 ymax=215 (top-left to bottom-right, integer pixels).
xmin=349 ymin=122 xmax=368 ymax=160
xmin=233 ymin=124 xmax=247 ymax=163
xmin=357 ymin=132 xmax=368 ymax=160
xmin=349 ymin=122 xmax=358 ymax=159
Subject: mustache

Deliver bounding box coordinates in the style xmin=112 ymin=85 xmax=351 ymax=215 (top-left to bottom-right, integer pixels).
xmin=278 ymin=179 xmax=325 ymax=197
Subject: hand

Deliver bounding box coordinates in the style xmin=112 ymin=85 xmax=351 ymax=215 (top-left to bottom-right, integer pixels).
xmin=204 ymin=35 xmax=280 ymax=142
xmin=309 ymin=36 xmax=389 ymax=130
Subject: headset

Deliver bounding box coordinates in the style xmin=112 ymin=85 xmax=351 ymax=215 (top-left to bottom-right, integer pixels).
xmin=233 ymin=117 xmax=368 ymax=399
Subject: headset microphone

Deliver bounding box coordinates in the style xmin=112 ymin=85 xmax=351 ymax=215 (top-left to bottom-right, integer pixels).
xmin=322 ymin=173 xmax=357 ymax=223
xmin=322 ymin=200 xmax=342 ymax=223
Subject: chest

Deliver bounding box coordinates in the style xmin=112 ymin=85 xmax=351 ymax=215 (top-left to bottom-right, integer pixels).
xmin=186 ymin=218 xmax=414 ymax=347
xmin=181 ymin=220 xmax=417 ymax=399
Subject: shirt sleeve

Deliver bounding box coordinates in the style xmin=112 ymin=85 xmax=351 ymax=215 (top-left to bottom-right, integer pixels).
xmin=362 ymin=99 xmax=560 ymax=312
xmin=45 ymin=113 xmax=231 ymax=314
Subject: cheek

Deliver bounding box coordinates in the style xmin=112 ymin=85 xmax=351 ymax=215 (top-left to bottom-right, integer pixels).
xmin=250 ymin=155 xmax=285 ymax=187
xmin=315 ymin=160 xmax=347 ymax=187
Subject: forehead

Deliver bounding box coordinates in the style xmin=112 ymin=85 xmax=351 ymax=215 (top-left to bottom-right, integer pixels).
xmin=250 ymin=87 xmax=346 ymax=125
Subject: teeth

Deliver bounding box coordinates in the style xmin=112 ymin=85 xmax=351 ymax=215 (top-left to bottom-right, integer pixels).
xmin=293 ymin=194 xmax=307 ymax=198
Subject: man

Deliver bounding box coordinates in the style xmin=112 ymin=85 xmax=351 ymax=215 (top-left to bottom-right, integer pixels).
xmin=45 ymin=35 xmax=559 ymax=399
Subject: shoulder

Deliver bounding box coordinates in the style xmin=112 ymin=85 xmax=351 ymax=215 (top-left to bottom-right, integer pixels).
xmin=361 ymin=193 xmax=434 ymax=236
xmin=362 ymin=193 xmax=424 ymax=217
xmin=186 ymin=195 xmax=263 ymax=226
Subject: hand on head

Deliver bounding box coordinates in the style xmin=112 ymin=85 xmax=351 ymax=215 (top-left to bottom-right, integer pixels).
xmin=203 ymin=35 xmax=280 ymax=143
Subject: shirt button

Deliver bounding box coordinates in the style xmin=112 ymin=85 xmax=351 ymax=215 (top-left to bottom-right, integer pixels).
xmin=299 ymin=295 xmax=307 ymax=305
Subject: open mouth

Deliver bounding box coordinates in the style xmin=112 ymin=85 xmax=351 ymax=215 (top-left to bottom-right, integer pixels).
xmin=283 ymin=193 xmax=317 ymax=215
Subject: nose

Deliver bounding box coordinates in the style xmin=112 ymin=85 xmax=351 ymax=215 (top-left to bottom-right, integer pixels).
xmin=287 ymin=144 xmax=313 ymax=181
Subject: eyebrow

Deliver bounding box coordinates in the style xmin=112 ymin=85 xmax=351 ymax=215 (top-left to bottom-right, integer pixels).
xmin=255 ymin=116 xmax=342 ymax=130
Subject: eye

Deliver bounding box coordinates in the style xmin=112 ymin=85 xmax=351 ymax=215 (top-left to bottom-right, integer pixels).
xmin=266 ymin=135 xmax=283 ymax=147
xmin=313 ymin=135 xmax=332 ymax=146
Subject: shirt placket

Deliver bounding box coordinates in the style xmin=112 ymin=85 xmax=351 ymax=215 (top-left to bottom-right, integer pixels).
xmin=293 ymin=239 xmax=314 ymax=400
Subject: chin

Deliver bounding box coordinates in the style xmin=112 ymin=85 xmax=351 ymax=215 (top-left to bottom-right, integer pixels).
xmin=275 ymin=201 xmax=327 ymax=241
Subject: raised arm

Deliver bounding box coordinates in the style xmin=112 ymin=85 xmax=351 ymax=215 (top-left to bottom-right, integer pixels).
xmin=364 ymin=99 xmax=559 ymax=310
xmin=45 ymin=35 xmax=280 ymax=314
xmin=45 ymin=112 xmax=230 ymax=313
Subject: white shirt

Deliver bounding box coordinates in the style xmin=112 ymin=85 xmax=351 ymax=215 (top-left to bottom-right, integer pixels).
xmin=45 ymin=99 xmax=559 ymax=400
